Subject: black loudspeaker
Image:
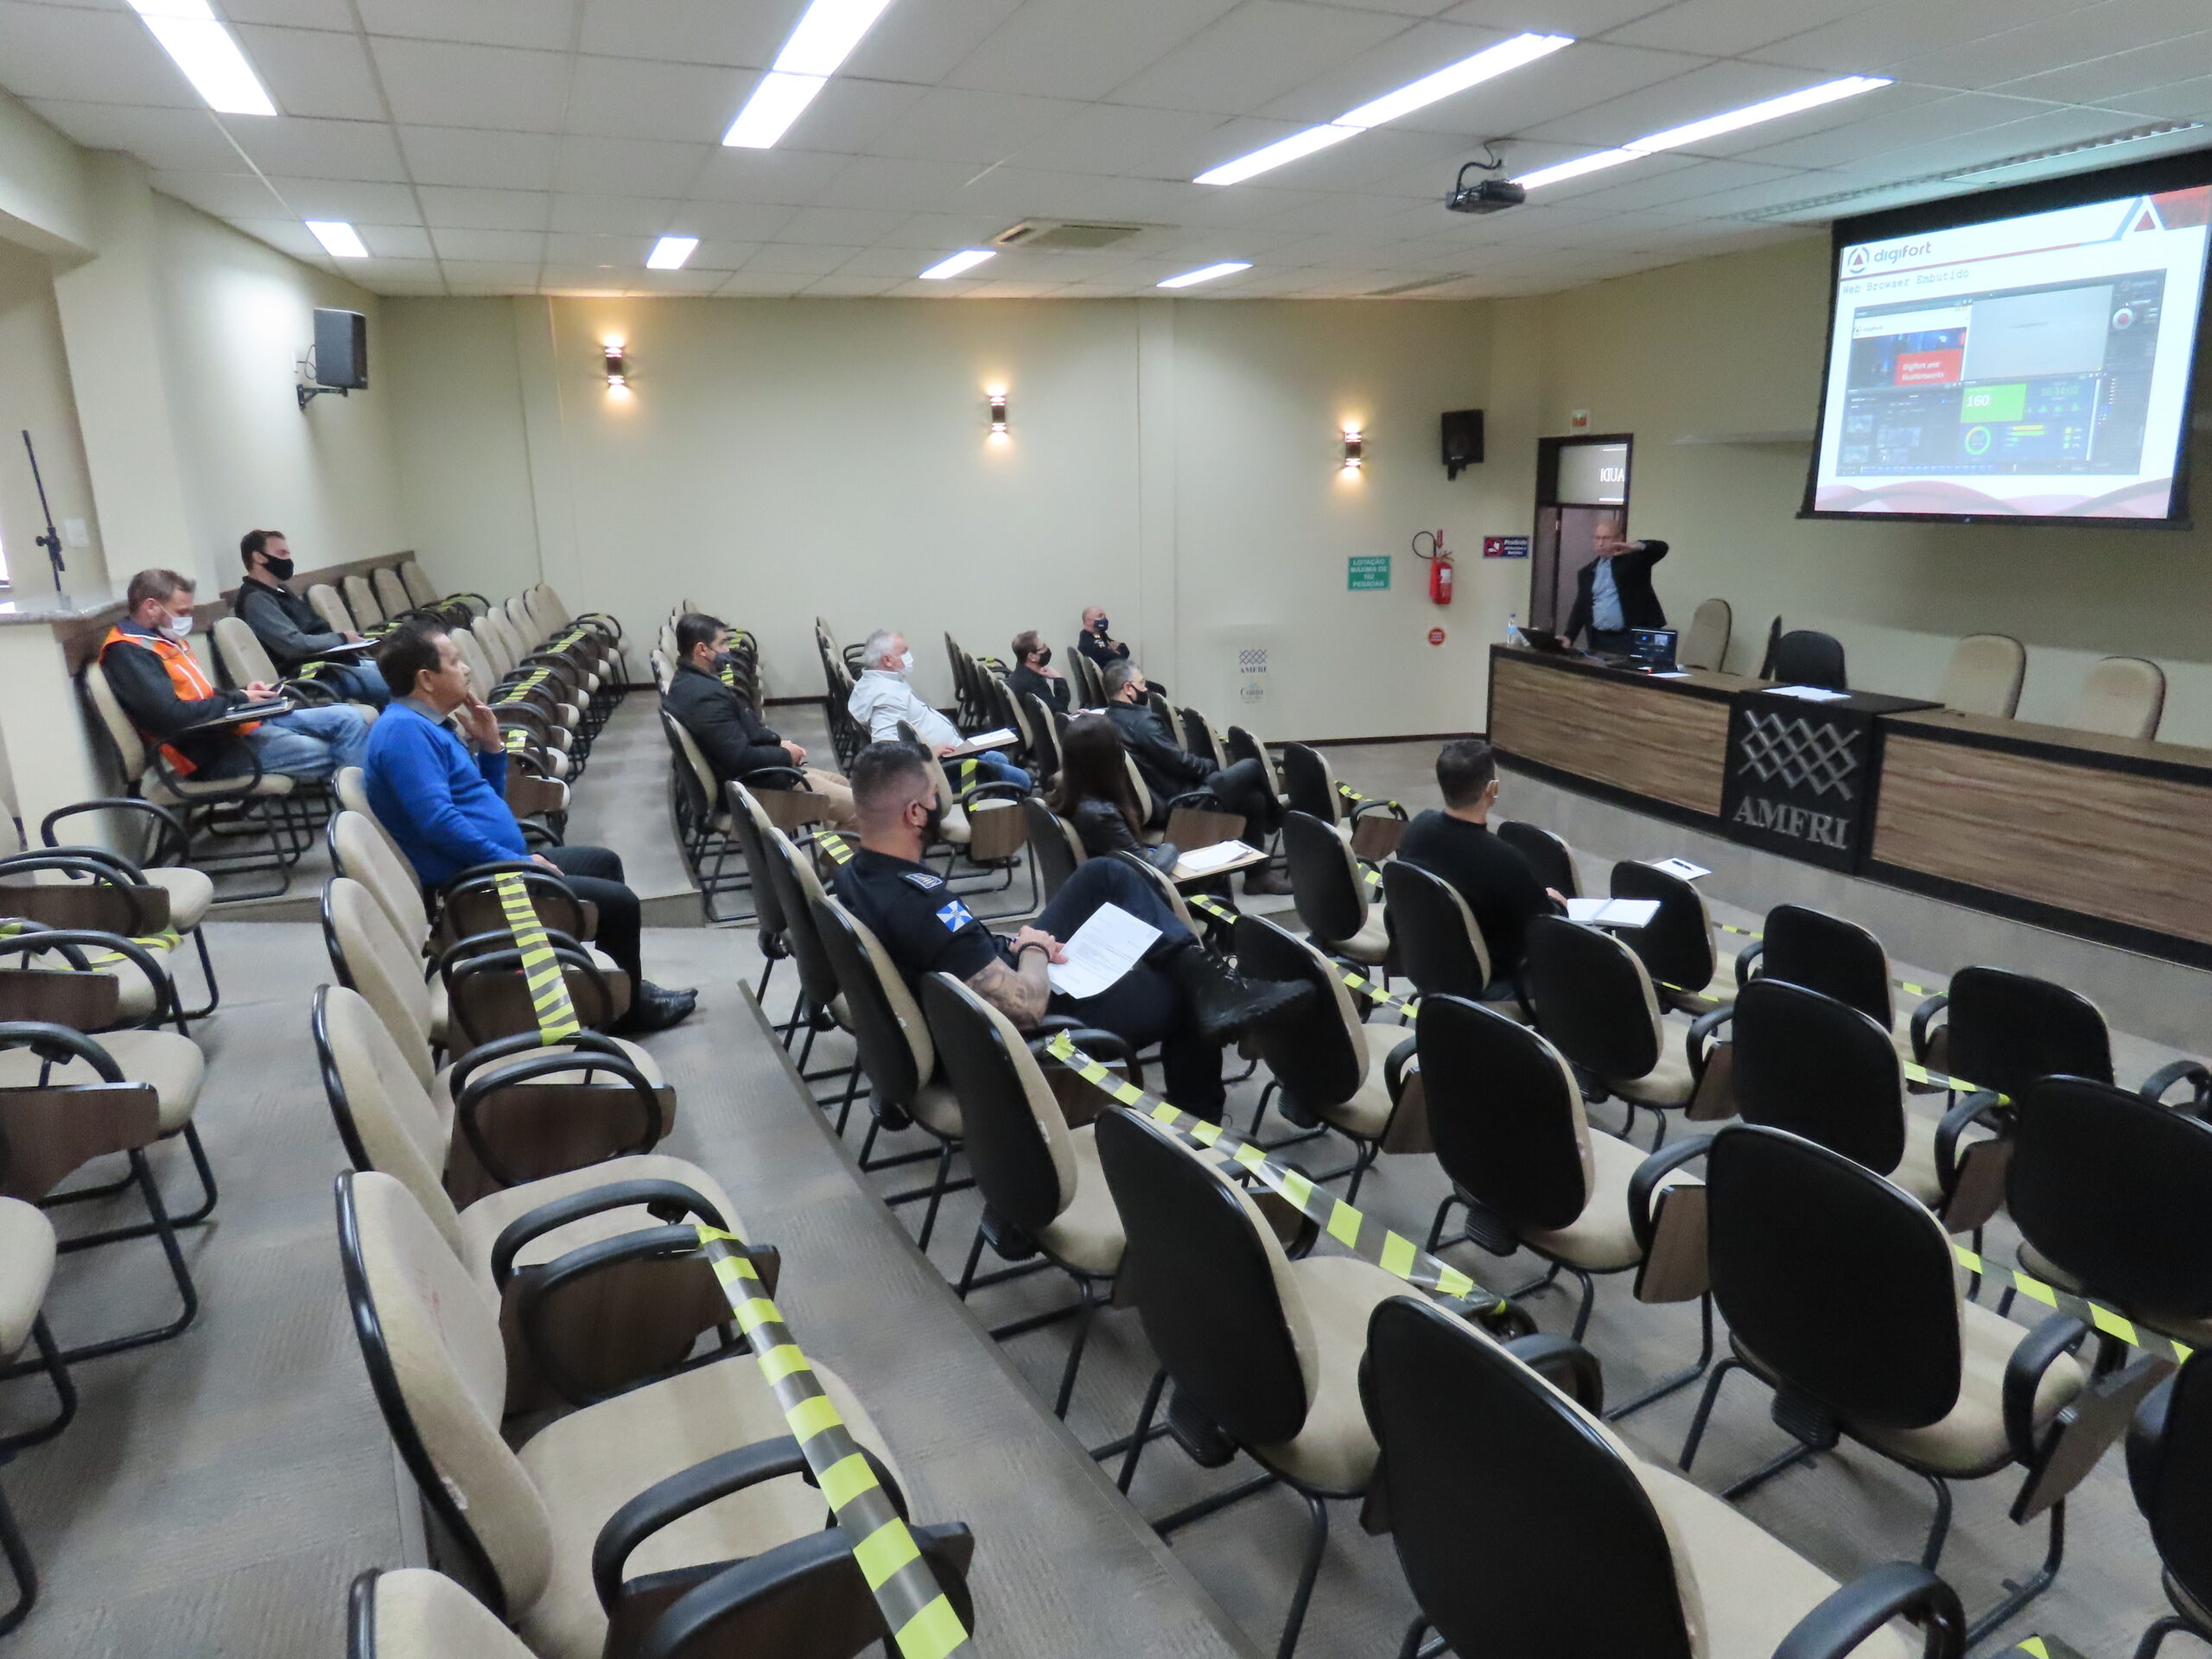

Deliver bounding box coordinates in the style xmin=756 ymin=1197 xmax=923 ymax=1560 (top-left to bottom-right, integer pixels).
xmin=314 ymin=308 xmax=368 ymax=390
xmin=1440 ymin=407 xmax=1484 ymax=479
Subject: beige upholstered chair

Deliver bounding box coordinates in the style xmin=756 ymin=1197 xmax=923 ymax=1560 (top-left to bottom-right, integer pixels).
xmin=1678 ymin=596 xmax=1732 ymax=671
xmin=1523 ymin=917 xmax=1710 ymax=1145
xmin=1279 ymin=810 xmax=1389 ymax=967
xmin=2066 ymin=655 xmax=2165 ymax=741
xmin=308 ymin=582 xmax=359 ymax=637
xmin=0 ymin=1197 xmax=75 ymax=1637
xmin=1936 ymin=633 xmax=2026 ymax=719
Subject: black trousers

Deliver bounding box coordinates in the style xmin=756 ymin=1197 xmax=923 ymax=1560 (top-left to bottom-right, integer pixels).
xmin=542 ymin=843 xmax=644 ymax=987
xmin=1201 ymin=757 xmax=1280 ymax=839
xmin=1586 ymin=628 xmax=1635 ymax=655
xmin=1036 ymin=858 xmax=1224 ymax=1110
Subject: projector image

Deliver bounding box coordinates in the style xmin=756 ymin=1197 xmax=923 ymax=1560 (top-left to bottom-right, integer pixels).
xmin=1447 ymin=178 xmax=1525 ymax=214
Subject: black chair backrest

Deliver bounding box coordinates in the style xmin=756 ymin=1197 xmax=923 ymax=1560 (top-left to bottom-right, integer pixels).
xmin=1522 ymin=915 xmax=1660 ymax=1080
xmin=1418 ymin=995 xmax=1590 ymax=1233
xmin=1382 ymin=861 xmax=1491 ymax=1000
xmin=808 ymin=895 xmax=923 ymax=1111
xmin=758 ymin=835 xmax=842 ymax=1014
xmin=1224 ymin=727 xmax=1279 ymax=805
xmin=1020 ymin=798 xmax=1083 ymax=904
xmin=1232 ymin=912 xmax=1363 ymax=1109
xmin=1024 ymin=693 xmax=1063 ymax=779
xmin=921 ymin=974 xmax=1061 ymax=1237
xmin=1732 ymin=978 xmax=1907 ymax=1177
xmin=1497 ymin=819 xmax=1579 ymax=899
xmin=723 ymin=789 xmax=789 ymax=944
xmin=1279 ymin=743 xmax=1334 ymax=822
xmin=2010 ymin=1076 xmax=2212 ymax=1328
xmin=1707 ymin=1125 xmax=1962 ymax=1429
xmin=1771 ymin=629 xmax=1847 ymax=690
xmin=1944 ymin=965 xmax=2111 ymax=1100
xmin=1363 ymin=1295 xmax=1696 ymax=1657
xmin=1179 ymin=708 xmax=1219 ymax=770
xmin=1280 ymin=810 xmax=1365 ymax=945
xmin=1094 ymin=1108 xmax=1310 ymax=1445
xmin=1759 ymin=904 xmax=1891 ymax=1028
xmin=2133 ymin=1350 xmax=2212 ymax=1623
xmin=1607 ymin=860 xmax=1714 ymax=995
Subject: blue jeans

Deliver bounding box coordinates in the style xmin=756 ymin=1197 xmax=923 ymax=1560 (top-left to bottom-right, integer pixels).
xmin=245 ymin=703 xmax=372 ymax=780
xmin=971 ymin=752 xmax=1031 ymax=790
xmin=313 ymin=662 xmax=390 ymax=708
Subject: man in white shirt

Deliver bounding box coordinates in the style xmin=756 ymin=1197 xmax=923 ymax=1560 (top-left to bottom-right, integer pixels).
xmin=848 ymin=629 xmax=1031 ymax=788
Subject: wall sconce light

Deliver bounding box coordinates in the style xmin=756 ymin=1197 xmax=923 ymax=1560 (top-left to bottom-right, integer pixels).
xmin=1342 ymin=427 xmax=1363 ymax=470
xmin=603 ymin=343 xmax=628 ymax=387
xmin=988 ymin=389 xmax=1008 ymax=435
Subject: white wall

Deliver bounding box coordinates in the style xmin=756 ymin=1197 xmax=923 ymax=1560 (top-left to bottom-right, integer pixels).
xmin=0 ymin=234 xmax=100 ymax=593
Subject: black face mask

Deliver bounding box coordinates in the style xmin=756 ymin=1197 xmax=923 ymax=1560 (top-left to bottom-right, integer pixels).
xmin=263 ymin=556 xmax=295 ymax=582
xmin=711 ymin=650 xmax=738 ymax=671
xmin=1035 ymin=647 xmax=1052 ymax=667
xmin=1091 ymin=617 xmax=1109 ymax=634
xmin=922 ymin=798 xmax=946 ymax=839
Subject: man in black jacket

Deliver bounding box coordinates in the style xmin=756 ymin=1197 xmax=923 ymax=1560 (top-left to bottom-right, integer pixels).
xmin=1007 ymin=629 xmax=1070 ymax=715
xmin=1080 ymin=604 xmax=1166 ymax=698
xmin=1560 ymin=518 xmax=1669 ymax=655
xmin=664 ymin=613 xmax=855 ymax=825
xmin=1397 ymin=740 xmax=1563 ymax=993
xmin=1103 ymin=660 xmax=1287 ymax=893
xmin=232 ymin=529 xmax=389 ymax=706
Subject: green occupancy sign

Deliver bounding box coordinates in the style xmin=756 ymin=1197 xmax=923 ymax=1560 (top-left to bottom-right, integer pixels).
xmin=1348 ymin=554 xmax=1390 ymax=591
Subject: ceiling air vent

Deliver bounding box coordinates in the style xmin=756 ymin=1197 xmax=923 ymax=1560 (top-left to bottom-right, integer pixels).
xmin=993 ymin=219 xmax=1147 ymax=251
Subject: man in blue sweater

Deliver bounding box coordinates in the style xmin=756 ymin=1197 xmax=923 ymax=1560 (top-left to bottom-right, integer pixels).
xmin=365 ymin=620 xmax=696 ymax=1033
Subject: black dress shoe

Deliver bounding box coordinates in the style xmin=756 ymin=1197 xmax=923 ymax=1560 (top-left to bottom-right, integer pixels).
xmin=1169 ymin=949 xmax=1315 ymax=1046
xmin=618 ymin=981 xmax=697 ymax=1034
xmin=1241 ymin=864 xmax=1294 ymax=897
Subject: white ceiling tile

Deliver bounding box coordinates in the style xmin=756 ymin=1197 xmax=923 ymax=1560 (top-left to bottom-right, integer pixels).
xmin=1889 ymin=1 xmax=2204 ymax=92
xmin=368 ymin=38 xmax=573 ymax=132
xmin=340 ymin=257 xmax=443 ymax=283
xmin=357 ymin=222 xmax=435 ymax=257
xmin=670 ymin=199 xmax=798 ymax=239
xmin=1002 ymin=100 xmax=1251 ymax=179
xmin=690 ymin=145 xmax=853 ymax=204
xmin=0 ymin=3 xmax=199 ymax=105
xmin=442 ymin=261 xmax=543 ymax=287
xmin=1741 ymin=0 xmax=2101 ymax=75
xmin=769 ymin=204 xmax=913 ymax=244
xmin=231 ymin=216 xmax=342 ymax=259
xmin=564 ymin=54 xmax=755 ymax=143
xmin=944 ymin=165 xmax=1205 ymax=224
xmin=1109 ymin=2 xmax=1413 ymax=117
xmin=27 ymin=101 xmax=241 ymax=173
xmin=810 ymin=156 xmax=979 ymax=212
xmin=860 ymin=87 xmax=1089 ymax=165
xmin=834 ymin=243 xmax=959 ymax=276
xmin=2123 ymin=71 xmax=2212 ymax=119
xmin=237 ymin=24 xmax=385 ymax=122
xmin=1254 ymin=17 xmax=1528 ymax=124
xmin=260 ymin=175 xmax=423 ymax=221
xmin=799 ymin=274 xmax=909 ymax=296
xmin=397 ymin=125 xmax=559 ymax=189
xmin=355 ymin=0 xmax=579 ymax=51
xmin=151 ymin=171 xmax=285 ymax=219
xmin=225 ymin=115 xmax=411 ymax=182
xmin=1993 ymin=29 xmax=2212 ymax=108
xmin=1312 ymin=0 xmax=1466 ymax=16
xmin=680 ymin=239 xmax=759 ymax=269
xmin=416 ymin=186 xmax=553 ymax=230
xmin=538 ymin=265 xmax=639 ymax=292
xmin=1726 ymin=88 xmax=2046 ymax=168
xmin=576 ymin=0 xmax=787 ymax=67
xmin=1605 ymin=0 xmax=1885 ymax=58
xmin=738 ymin=73 xmax=931 ymax=154
xmin=431 ymin=226 xmax=548 ymax=262
xmin=548 ymin=193 xmax=681 ymax=233
xmin=1520 ymin=56 xmax=1876 ymax=148
xmin=553 ymin=136 xmax=709 ymax=196
xmin=1442 ymin=0 xmax=1697 ymax=34
xmin=746 ymin=242 xmax=867 ymax=274
xmin=222 ymin=0 xmax=358 ymax=27
xmin=942 ymin=0 xmax=1239 ymax=101
xmin=543 ymin=229 xmax=648 ymax=263
xmin=839 ymin=0 xmax=1028 ymax=85
xmin=1243 ymin=190 xmax=1439 ymax=233
xmin=1528 ymin=155 xmax=1806 ymax=213
xmin=633 ymin=266 xmax=728 ymax=292
xmin=875 ymin=209 xmax=1030 ymax=248
xmin=713 ymin=271 xmax=812 ymax=295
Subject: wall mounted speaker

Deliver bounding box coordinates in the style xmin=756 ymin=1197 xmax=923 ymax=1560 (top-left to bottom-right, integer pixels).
xmin=1440 ymin=407 xmax=1484 ymax=479
xmin=314 ymin=308 xmax=368 ymax=391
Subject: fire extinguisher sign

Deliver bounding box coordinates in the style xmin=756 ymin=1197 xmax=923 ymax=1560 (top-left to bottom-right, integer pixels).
xmin=1482 ymin=535 xmax=1529 ymax=558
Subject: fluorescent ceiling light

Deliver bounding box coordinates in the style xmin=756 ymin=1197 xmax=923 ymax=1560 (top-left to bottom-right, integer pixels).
xmin=1159 ymin=262 xmax=1252 ymax=289
xmin=1517 ymin=74 xmax=1890 ymax=191
xmin=647 ymin=235 xmax=698 ymax=270
xmin=919 ymin=249 xmax=995 ymax=280
xmin=1197 ymin=32 xmax=1573 ymax=186
xmin=723 ymin=0 xmax=897 ymax=148
xmin=128 ymin=0 xmax=275 ymax=117
xmin=305 ymin=220 xmax=368 ymax=259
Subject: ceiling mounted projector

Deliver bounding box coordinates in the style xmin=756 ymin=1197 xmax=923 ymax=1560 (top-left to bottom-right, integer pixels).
xmin=1446 ymin=146 xmax=1522 ymax=215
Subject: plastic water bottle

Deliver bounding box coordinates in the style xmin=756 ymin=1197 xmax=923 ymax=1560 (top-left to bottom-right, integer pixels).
xmin=1505 ymin=610 xmax=1519 ymax=644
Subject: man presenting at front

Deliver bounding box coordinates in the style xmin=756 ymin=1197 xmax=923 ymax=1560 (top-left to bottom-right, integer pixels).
xmin=1560 ymin=516 xmax=1669 ymax=655
xmin=832 ymin=742 xmax=1309 ymax=1113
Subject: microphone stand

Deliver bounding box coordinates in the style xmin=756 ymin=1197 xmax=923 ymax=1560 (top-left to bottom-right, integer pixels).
xmin=20 ymin=430 xmax=65 ymax=589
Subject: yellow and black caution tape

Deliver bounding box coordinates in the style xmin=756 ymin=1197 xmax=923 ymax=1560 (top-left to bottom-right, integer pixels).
xmin=814 ymin=830 xmax=856 ymax=865
xmin=1711 ymin=918 xmax=1940 ymax=999
xmin=1044 ymin=1033 xmax=1507 ymax=1316
xmin=496 ymin=668 xmax=555 ymax=706
xmin=0 ymin=921 xmax=183 ymax=965
xmin=1901 ymin=1059 xmax=2005 ymax=1103
xmin=1185 ymin=893 xmax=1235 ymax=925
xmin=1337 ymin=782 xmax=1403 ymax=815
xmin=493 ymin=871 xmax=583 ymax=1045
xmin=1180 ymin=893 xmax=1414 ymax=1014
xmin=1956 ymin=1241 xmax=2195 ymax=1364
xmin=690 ymin=1225 xmax=973 ymax=1659
xmin=1999 ymin=1637 xmax=2088 ymax=1659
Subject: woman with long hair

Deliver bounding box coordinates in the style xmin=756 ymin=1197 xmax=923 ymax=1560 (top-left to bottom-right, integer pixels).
xmin=1047 ymin=712 xmax=1178 ymax=870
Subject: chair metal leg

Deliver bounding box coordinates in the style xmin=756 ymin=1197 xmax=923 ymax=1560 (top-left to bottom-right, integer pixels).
xmin=1567 ymin=1268 xmax=1599 ymax=1343
xmin=42 ymin=1123 xmax=219 ymax=1243
xmin=1677 ymin=1357 xmax=1740 ymax=1472
xmin=1052 ymin=1280 xmax=1099 ymax=1420
xmin=1119 ymin=1369 xmax=1169 ymax=1491
xmin=1607 ymin=1294 xmax=1715 ymax=1422
xmin=754 ymin=955 xmax=777 ymax=1004
xmin=1396 ymin=1617 xmax=1431 ymax=1659
xmin=834 ymin=1068 xmax=864 ymax=1136
xmin=1274 ymin=1493 xmax=1330 ymax=1659
xmin=1963 ymin=1498 xmax=2065 ymax=1647
xmin=0 ymin=1319 xmax=77 ymax=1454
xmin=1340 ymin=1141 xmax=1379 ymax=1207
xmin=29 ymin=1149 xmax=199 ymax=1366
xmin=2134 ymin=1616 xmax=2193 ymax=1659
xmin=0 ymin=1478 xmax=35 ymax=1638
xmin=915 ymin=1142 xmax=957 ymax=1251
xmin=178 ymin=925 xmax=221 ymax=1021
xmin=956 ymin=1223 xmax=988 ymax=1300
xmin=1720 ymin=1438 xmax=1821 ymax=1501
xmin=1425 ymin=1192 xmax=1462 ymax=1253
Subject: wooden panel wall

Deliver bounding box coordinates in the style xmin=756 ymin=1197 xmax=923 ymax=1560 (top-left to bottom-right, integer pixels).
xmin=1872 ymin=734 xmax=2212 ymax=946
xmin=1490 ymin=653 xmax=1731 ymax=816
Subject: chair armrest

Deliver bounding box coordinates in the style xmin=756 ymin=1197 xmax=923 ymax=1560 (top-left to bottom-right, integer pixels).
xmin=41 ymin=798 xmax=188 ymax=865
xmin=2140 ymin=1058 xmax=2212 ymax=1116
xmin=1383 ymin=1032 xmax=1420 ymax=1100
xmin=741 ymin=766 xmax=810 ymax=791
xmin=488 ymin=1177 xmax=731 ymax=1287
xmin=1503 ymin=1333 xmax=1605 ymax=1414
xmin=1910 ymin=993 xmax=1948 ymax=1064
xmin=442 ymin=1025 xmax=635 ymax=1100
xmin=1629 ymin=1134 xmax=1713 ymax=1255
xmin=444 ymin=858 xmax=552 ymax=889
xmin=953 ymin=779 xmax=1026 ymax=808
xmin=2004 ymin=1310 xmax=2088 ymax=1465
xmin=1770 ymin=1561 xmax=1965 ymax=1659
xmin=452 ymin=1040 xmax=669 ymax=1187
xmin=1734 ymin=938 xmax=1764 ymax=983
xmin=0 ymin=852 xmax=144 ymax=890
xmin=0 ymin=921 xmax=92 ymax=972
xmin=1934 ymin=1091 xmax=2006 ymax=1193
xmin=0 ymin=1020 xmax=124 ymax=1080
xmin=1686 ymin=1006 xmax=1733 ymax=1079
xmin=0 ymin=926 xmax=174 ymax=1029
xmin=438 ymin=924 xmax=586 ymax=976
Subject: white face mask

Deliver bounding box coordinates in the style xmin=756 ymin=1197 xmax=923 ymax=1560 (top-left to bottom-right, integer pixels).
xmin=161 ymin=610 xmax=194 ymax=639
xmin=899 ymin=650 xmax=915 ymax=672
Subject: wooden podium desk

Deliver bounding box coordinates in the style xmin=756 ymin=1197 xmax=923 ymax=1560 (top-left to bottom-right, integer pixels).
xmin=1869 ymin=709 xmax=2212 ymax=966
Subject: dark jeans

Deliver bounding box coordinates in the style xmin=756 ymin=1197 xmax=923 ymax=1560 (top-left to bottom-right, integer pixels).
xmin=1585 ymin=628 xmax=1634 ymax=656
xmin=542 ymin=843 xmax=644 ymax=987
xmin=1202 ymin=757 xmax=1280 ymax=840
xmin=1036 ymin=857 xmax=1224 ymax=1109
xmin=314 ymin=662 xmax=391 ymax=708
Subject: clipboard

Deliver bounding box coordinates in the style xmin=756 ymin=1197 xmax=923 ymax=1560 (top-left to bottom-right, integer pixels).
xmin=180 ymin=700 xmax=294 ymax=734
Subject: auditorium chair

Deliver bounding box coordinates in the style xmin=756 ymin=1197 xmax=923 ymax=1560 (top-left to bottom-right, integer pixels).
xmin=1497 ymin=818 xmax=1582 ymax=899
xmin=658 ymin=710 xmax=760 ymax=923
xmin=1280 ymin=811 xmax=1389 ymax=969
xmin=209 ymin=614 xmax=378 ymax=716
xmin=1732 ymin=904 xmax=1922 ymax=1063
xmin=1609 ymin=859 xmax=1736 ymax=1014
xmin=397 ymin=558 xmax=490 ymax=619
xmin=1417 ymin=995 xmax=1712 ymax=1410
xmin=1280 ymin=743 xmax=1405 ymax=856
xmin=1910 ymin=965 xmax=2210 ymax=1112
xmin=1362 ymin=1294 xmax=1967 ymax=1659
xmin=308 ymin=580 xmax=363 ymax=639
xmin=923 ymin=972 xmax=1128 ymax=1418
xmin=1523 ymin=915 xmax=1716 ymax=1145
xmin=748 ymin=825 xmax=859 ymax=1091
xmin=0 ymin=853 xmax=194 ymax=1038
xmin=1729 ymin=978 xmax=2006 ymax=1232
xmin=1234 ymin=913 xmax=1419 ymax=1203
xmin=1067 ymin=648 xmax=1105 ymax=707
xmin=1770 ymin=629 xmax=1848 ymax=690
xmin=1678 ymin=595 xmax=1732 ymax=671
xmin=1378 ymin=861 xmax=1526 ymax=1017
xmin=1681 ymin=1124 xmax=2159 ymax=1644
xmin=1937 ymin=633 xmax=2026 ymax=719
xmin=1178 ymin=705 xmax=1225 ymax=770
xmin=2005 ymin=1077 xmax=2212 ymax=1365
xmin=1096 ymin=1105 xmax=1412 ymax=1659
xmin=1021 ymin=690 xmax=1064 ymax=784
xmin=314 ymin=984 xmax=739 ymax=1412
xmin=334 ymin=1168 xmax=910 ymax=1659
xmin=0 ymin=1021 xmax=198 ymax=1362
xmin=721 ymin=785 xmax=795 ymax=1001
xmin=2067 ymin=655 xmax=2166 ymax=741
xmin=0 ymin=1198 xmax=75 ymax=1637
xmin=1020 ymin=798 xmax=1085 ymax=906
xmin=2126 ymin=1350 xmax=2212 ymax=1659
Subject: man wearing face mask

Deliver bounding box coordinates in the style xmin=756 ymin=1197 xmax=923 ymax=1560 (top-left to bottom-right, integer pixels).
xmin=663 ymin=612 xmax=855 ymax=824
xmin=232 ymin=529 xmax=390 ymax=708
xmin=101 ymin=568 xmax=372 ymax=784
xmin=1078 ymin=606 xmax=1166 ymax=699
xmin=847 ymin=627 xmax=1030 ymax=790
xmin=1006 ymin=629 xmax=1068 ymax=715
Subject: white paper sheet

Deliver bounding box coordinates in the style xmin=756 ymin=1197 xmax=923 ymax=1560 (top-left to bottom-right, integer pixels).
xmin=1046 ymin=902 xmax=1162 ymax=1000
xmin=1648 ymin=857 xmax=1710 ymax=880
xmin=1175 ymin=840 xmax=1258 ymax=874
xmin=947 ymin=728 xmax=1016 ymax=753
xmin=1565 ymin=897 xmax=1662 ymax=928
xmin=1764 ymin=685 xmax=1851 ymax=702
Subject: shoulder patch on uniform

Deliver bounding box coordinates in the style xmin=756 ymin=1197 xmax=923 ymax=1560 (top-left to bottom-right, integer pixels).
xmin=903 ymin=871 xmax=944 ymax=891
xmin=935 ymin=900 xmax=976 ymax=932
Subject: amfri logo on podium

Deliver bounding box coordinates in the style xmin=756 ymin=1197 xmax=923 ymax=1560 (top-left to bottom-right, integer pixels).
xmin=1730 ymin=795 xmax=1851 ymax=850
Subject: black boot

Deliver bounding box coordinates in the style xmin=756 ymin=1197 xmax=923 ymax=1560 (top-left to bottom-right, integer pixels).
xmin=618 ymin=980 xmax=697 ymax=1034
xmin=1241 ymin=863 xmax=1294 ymax=897
xmin=1169 ymin=948 xmax=1313 ymax=1046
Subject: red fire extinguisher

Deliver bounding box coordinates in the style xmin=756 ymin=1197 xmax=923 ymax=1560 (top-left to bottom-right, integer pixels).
xmin=1414 ymin=529 xmax=1454 ymax=605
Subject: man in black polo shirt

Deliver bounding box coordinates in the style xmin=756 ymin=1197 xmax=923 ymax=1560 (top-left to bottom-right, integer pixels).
xmin=1397 ymin=739 xmax=1565 ymax=992
xmin=232 ymin=528 xmax=390 ymax=707
xmin=663 ymin=612 xmax=855 ymax=824
xmin=832 ymin=742 xmax=1309 ymax=1111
